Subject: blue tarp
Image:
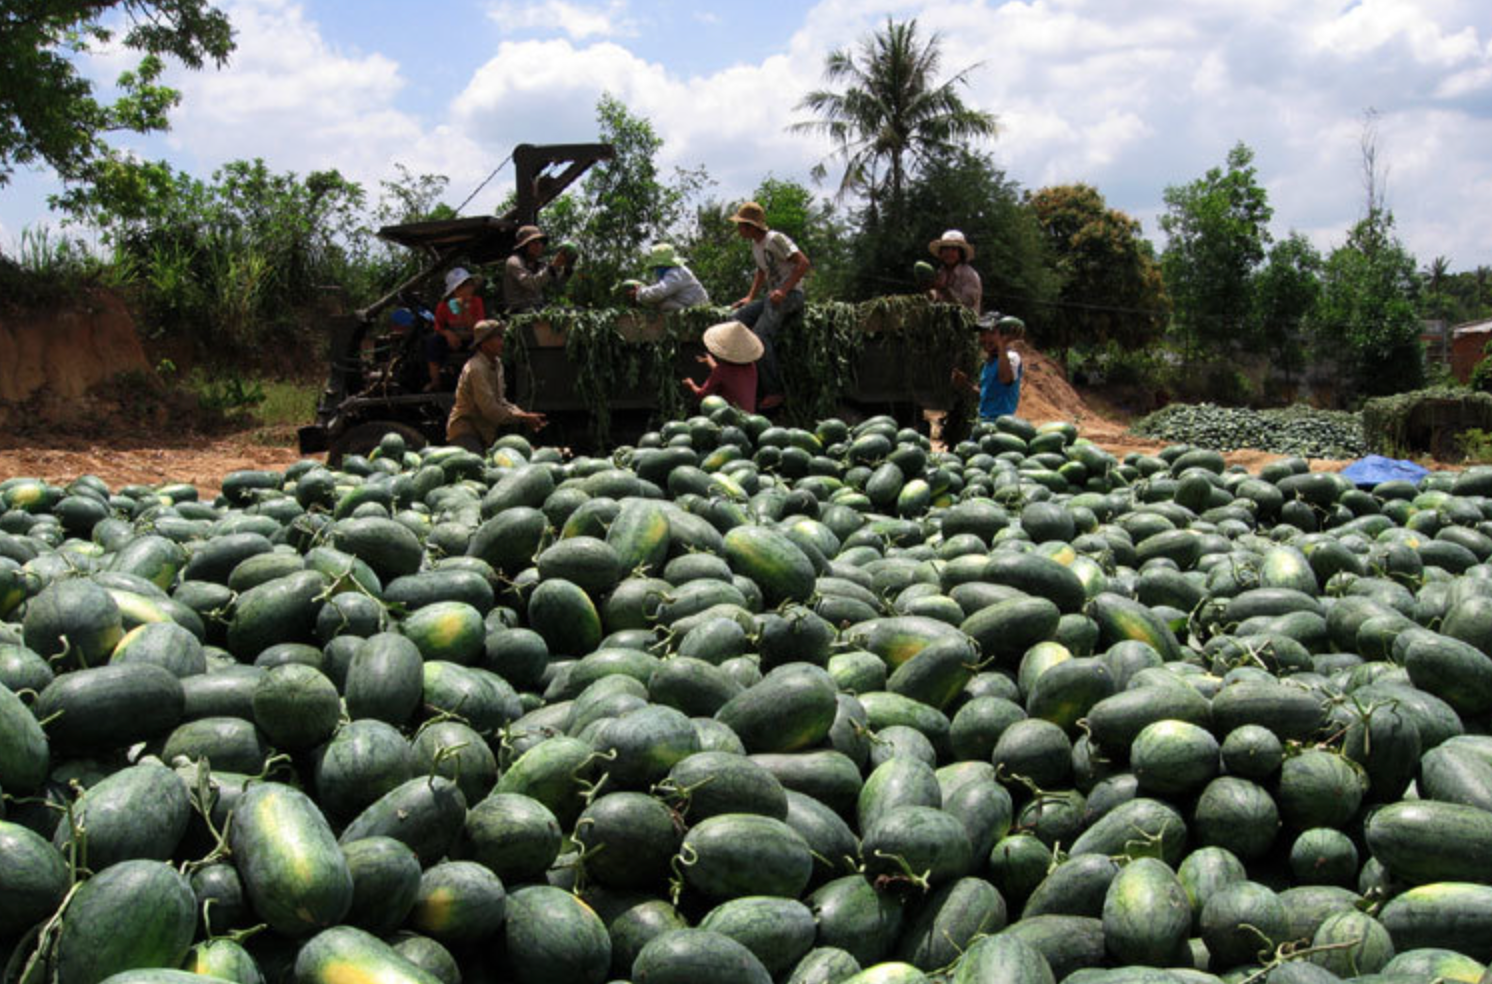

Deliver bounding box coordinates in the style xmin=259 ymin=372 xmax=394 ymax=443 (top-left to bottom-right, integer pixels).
xmin=1338 ymin=454 xmax=1430 ymax=489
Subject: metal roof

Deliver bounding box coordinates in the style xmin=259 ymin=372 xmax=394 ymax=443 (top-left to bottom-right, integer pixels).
xmin=1453 ymin=318 xmax=1492 ymax=337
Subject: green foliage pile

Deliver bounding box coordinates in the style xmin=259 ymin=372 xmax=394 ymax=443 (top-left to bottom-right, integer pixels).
xmin=1132 ymin=402 xmax=1367 ymax=459
xmin=506 ymin=297 xmax=975 ymax=446
xmin=1361 ymin=387 xmax=1492 ymax=457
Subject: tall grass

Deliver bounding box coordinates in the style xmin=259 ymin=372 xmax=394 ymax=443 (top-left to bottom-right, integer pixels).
xmin=255 ymin=377 xmax=320 ymax=427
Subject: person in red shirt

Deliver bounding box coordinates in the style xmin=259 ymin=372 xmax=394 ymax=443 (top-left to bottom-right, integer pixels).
xmin=425 ymin=267 xmax=486 ymax=391
xmin=684 ymin=320 xmax=764 ymax=412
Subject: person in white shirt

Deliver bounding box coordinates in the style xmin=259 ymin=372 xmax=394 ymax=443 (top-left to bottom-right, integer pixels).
xmin=627 ymin=243 xmax=710 ymax=311
xmin=727 ymin=201 xmax=811 ymax=411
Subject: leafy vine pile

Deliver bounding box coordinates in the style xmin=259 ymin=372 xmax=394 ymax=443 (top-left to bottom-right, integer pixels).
xmin=1361 ymin=387 xmax=1492 ymax=457
xmin=504 ymin=296 xmax=977 ymax=447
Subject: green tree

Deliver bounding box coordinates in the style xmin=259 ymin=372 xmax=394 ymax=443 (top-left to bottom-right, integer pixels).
xmin=549 ymin=94 xmax=708 ymax=307
xmin=790 ymin=18 xmax=996 ymax=216
xmin=1418 ymin=255 xmax=1458 ymax=324
xmin=91 ymin=157 xmax=367 ymax=354
xmin=683 ymin=176 xmax=851 ymax=305
xmin=844 ymin=149 xmax=1055 ymax=317
xmin=1251 ymin=232 xmax=1322 ymax=391
xmin=1159 ymin=142 xmax=1274 ymax=361
xmin=1 ymin=1 xmax=233 ymax=191
xmin=1310 ymin=208 xmax=1424 ymax=397
xmin=1028 ymin=183 xmax=1169 ymax=357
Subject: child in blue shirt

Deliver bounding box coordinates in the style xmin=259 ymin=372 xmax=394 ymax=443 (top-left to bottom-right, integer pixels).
xmin=952 ymin=314 xmax=1025 ymax=420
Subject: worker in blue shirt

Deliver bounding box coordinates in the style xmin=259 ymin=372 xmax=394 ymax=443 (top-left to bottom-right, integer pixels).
xmin=952 ymin=313 xmax=1025 ymax=420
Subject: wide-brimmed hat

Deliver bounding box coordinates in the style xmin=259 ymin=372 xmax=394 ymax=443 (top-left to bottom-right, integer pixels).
xmin=444 ymin=267 xmax=479 ymax=297
xmin=728 ymin=202 xmax=769 ymax=231
xmin=472 ymin=319 xmax=506 ymax=346
xmin=514 ymin=225 xmax=547 ymax=250
xmin=703 ymin=321 xmax=765 ymax=364
xmin=929 ymin=229 xmax=974 ymax=260
xmin=645 ymin=243 xmax=684 ymax=268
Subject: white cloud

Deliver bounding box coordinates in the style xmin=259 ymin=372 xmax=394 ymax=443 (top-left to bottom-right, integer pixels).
xmin=11 ymin=0 xmax=1486 ymax=272
xmin=488 ymin=0 xmax=635 ymax=41
xmin=438 ymin=0 xmax=1492 ymax=267
xmin=449 ymin=38 xmax=826 ymax=209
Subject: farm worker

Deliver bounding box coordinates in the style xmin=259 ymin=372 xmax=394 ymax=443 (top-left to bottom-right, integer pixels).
xmin=951 ymin=313 xmax=1025 ymax=420
xmin=627 ymin=243 xmax=709 ymax=311
xmin=426 ymin=268 xmax=486 ymax=391
xmin=370 ymin=306 xmax=416 ymax=366
xmin=683 ymin=320 xmax=764 ymax=413
xmin=728 ymin=201 xmax=811 ymax=411
xmin=504 ymin=225 xmax=572 ymax=314
xmin=446 ymin=319 xmax=546 ymax=453
xmin=927 ymin=229 xmax=982 ymax=313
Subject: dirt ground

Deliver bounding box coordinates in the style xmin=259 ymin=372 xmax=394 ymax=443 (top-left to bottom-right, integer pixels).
xmin=0 ymin=431 xmax=312 ymax=499
xmin=0 ymin=342 xmax=1354 ymax=497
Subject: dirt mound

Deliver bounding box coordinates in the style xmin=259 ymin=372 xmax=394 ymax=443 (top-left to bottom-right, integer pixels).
xmin=1016 ymin=344 xmax=1097 ymax=425
xmin=0 ymin=289 xmax=151 ymax=427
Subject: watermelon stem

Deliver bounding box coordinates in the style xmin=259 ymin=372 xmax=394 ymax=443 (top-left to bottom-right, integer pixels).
xmin=13 ymin=879 xmax=83 ymax=984
xmin=1235 ymin=933 xmax=1369 ymax=984
xmin=427 ymin=741 xmax=472 ymax=789
xmin=252 ymin=753 xmax=295 ymax=782
xmin=182 ymin=759 xmax=237 ymax=871
xmin=668 ymin=842 xmax=698 ymax=907
xmin=651 ymin=774 xmax=715 ymax=822
xmin=574 ymin=749 xmax=617 ymax=806
xmin=994 ymin=764 xmax=1050 ymax=802
xmin=869 ymin=850 xmax=931 ymax=893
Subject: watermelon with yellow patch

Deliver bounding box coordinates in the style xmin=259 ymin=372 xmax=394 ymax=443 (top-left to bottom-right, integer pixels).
xmin=294 ymin=926 xmax=445 ymax=984
xmin=400 ymin=601 xmax=485 ymax=665
xmin=228 ymin=782 xmax=353 ymax=937
xmin=408 ymin=861 xmax=508 ymax=944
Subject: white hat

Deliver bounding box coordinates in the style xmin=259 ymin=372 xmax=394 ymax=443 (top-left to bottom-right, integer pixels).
xmin=443 ymin=267 xmax=479 ymax=298
xmin=703 ymin=321 xmax=765 ymax=364
xmin=929 ymin=230 xmax=974 ymax=260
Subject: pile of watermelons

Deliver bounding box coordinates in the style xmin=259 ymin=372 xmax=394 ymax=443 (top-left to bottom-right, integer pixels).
xmin=7 ymin=398 xmax=1492 ymax=984
xmin=1131 ymin=404 xmax=1369 ymax=461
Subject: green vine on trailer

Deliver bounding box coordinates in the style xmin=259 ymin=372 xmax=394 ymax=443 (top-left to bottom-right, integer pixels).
xmin=504 ymin=297 xmax=977 ymax=446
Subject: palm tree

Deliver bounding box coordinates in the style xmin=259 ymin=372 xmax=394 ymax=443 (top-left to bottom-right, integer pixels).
xmin=790 ymin=18 xmax=997 ymax=215
xmin=1424 ymin=255 xmax=1450 ymax=294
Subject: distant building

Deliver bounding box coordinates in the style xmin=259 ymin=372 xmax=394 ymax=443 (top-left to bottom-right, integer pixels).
xmin=1451 ymin=318 xmax=1492 ymax=384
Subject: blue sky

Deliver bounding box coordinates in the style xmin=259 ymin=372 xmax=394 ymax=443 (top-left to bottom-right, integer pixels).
xmin=4 ymin=0 xmax=1492 ymax=270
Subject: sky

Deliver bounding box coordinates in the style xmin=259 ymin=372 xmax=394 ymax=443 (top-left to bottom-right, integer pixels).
xmin=4 ymin=0 xmax=1491 ymax=270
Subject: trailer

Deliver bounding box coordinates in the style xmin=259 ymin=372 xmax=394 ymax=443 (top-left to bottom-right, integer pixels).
xmin=298 ymin=144 xmax=973 ymax=462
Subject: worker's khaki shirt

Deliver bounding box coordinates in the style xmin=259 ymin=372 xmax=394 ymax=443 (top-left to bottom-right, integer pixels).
xmin=446 ymin=352 xmax=520 ymax=448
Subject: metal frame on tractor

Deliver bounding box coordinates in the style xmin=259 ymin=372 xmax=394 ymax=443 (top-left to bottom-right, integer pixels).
xmin=297 ymin=142 xmax=614 ymax=463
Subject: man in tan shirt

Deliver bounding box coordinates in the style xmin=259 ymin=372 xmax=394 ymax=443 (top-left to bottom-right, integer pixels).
xmin=445 ymin=320 xmax=546 ymax=453
xmin=503 ymin=225 xmax=573 ymax=313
